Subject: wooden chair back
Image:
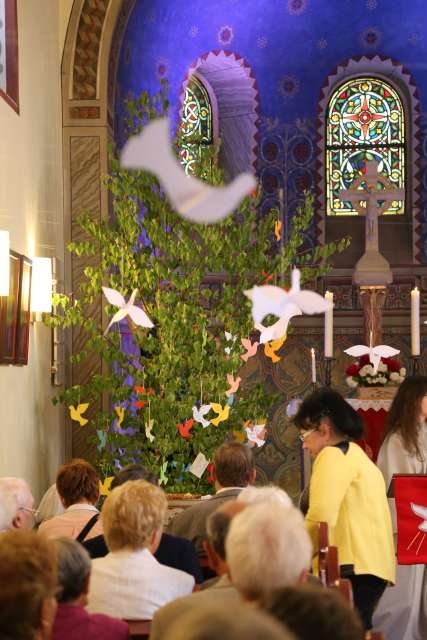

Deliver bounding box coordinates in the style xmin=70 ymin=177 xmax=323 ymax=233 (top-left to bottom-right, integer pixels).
xmin=318 ymin=522 xmax=340 ymax=588
xmin=124 ymin=619 xmax=151 ymax=639
xmin=330 ymin=577 xmax=354 ymax=607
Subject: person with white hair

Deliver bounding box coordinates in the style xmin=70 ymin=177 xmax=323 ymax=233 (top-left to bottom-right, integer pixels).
xmin=0 ymin=477 xmax=35 ymax=530
xmin=226 ymin=502 xmax=312 ymax=600
xmin=237 ymin=484 xmax=292 ymax=507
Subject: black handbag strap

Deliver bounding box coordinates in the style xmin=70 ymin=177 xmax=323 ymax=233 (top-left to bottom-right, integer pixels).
xmin=76 ymin=513 xmax=100 ymax=543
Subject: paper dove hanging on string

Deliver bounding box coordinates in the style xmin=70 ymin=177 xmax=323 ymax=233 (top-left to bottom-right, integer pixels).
xmin=115 ymin=405 xmax=125 ymax=427
xmin=159 ymin=461 xmax=168 ymax=486
xmin=145 ymin=418 xmax=155 ymax=443
xmin=102 ymin=287 xmax=153 ymax=335
xmin=245 ymin=423 xmax=267 ymax=447
xmin=241 ymin=338 xmax=258 ymax=362
xmin=226 ymin=374 xmax=241 ymax=398
xmin=192 ymin=404 xmax=211 ymax=428
xmin=69 ymin=403 xmax=89 ymax=427
xmin=264 ymin=335 xmax=286 ymax=363
xmin=224 ymin=331 xmax=237 ymax=355
xmin=274 ymin=220 xmax=282 ymax=241
xmin=344 ymin=334 xmax=399 ymax=375
xmin=245 ymin=268 xmax=332 ymax=344
xmin=210 ymin=403 xmax=230 ymax=426
xmin=99 ymin=476 xmax=114 ymax=497
xmin=120 ymin=117 xmax=256 ymax=224
xmin=177 ymin=418 xmax=194 ymax=439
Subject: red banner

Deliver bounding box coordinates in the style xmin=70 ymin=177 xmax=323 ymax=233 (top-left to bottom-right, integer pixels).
xmin=394 ymin=474 xmax=427 ymax=565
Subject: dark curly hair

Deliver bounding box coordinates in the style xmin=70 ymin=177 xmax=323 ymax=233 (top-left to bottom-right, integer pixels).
xmin=383 ymin=375 xmax=427 ymax=459
xmin=294 ymin=388 xmax=363 ymax=440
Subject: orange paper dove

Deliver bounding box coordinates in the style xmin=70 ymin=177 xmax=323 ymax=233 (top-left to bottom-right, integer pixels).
xmin=226 ymin=374 xmax=241 ymax=398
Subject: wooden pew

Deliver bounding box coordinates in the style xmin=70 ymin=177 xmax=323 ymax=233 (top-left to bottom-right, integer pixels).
xmin=124 ymin=620 xmax=151 ymax=639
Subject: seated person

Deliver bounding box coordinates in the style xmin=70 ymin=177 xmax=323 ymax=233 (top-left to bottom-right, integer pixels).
xmin=35 ymin=483 xmax=65 ymax=526
xmin=167 ymin=442 xmax=256 ymax=554
xmin=51 ymin=537 xmax=129 ymax=640
xmin=260 ymin=584 xmax=364 ymax=640
xmin=150 ymin=500 xmax=245 ymax=640
xmin=39 ymin=459 xmax=103 ymax=542
xmin=0 ymin=476 xmax=35 ymax=530
xmin=83 ymin=464 xmax=202 ymax=583
xmin=0 ymin=529 xmax=58 ymax=640
xmin=87 ymin=479 xmax=194 ymax=619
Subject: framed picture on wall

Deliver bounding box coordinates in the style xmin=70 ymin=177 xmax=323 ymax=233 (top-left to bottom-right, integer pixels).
xmin=0 ymin=251 xmax=20 ymax=363
xmin=0 ymin=0 xmax=19 ymax=113
xmin=15 ymin=254 xmax=32 ymax=364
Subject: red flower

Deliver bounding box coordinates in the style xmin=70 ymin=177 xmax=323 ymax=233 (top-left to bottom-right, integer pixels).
xmin=383 ymin=357 xmax=401 ymax=372
xmin=359 ymin=354 xmax=371 ymax=366
xmin=346 ymin=363 xmax=360 ymax=376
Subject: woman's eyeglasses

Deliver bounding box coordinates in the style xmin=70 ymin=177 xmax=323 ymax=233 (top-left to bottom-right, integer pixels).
xmin=299 ymin=428 xmax=317 ymax=442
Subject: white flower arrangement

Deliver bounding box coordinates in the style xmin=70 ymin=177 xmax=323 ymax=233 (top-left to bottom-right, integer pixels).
xmin=345 ymin=355 xmax=406 ymax=388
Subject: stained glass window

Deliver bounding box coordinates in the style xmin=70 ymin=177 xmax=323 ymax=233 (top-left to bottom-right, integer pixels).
xmin=179 ymin=75 xmax=213 ymax=175
xmin=326 ymin=77 xmax=405 ymax=215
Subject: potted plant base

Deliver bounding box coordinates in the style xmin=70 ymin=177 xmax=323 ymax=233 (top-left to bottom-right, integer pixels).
xmin=356 ymin=386 xmax=398 ymax=400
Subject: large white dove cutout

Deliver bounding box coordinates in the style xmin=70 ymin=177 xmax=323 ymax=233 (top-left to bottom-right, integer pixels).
xmin=102 ymin=287 xmax=154 ymax=335
xmin=411 ymin=503 xmax=427 ymax=532
xmin=245 ymin=269 xmax=332 ymax=344
xmin=344 ymin=335 xmax=399 ymax=375
xmin=120 ymin=117 xmax=256 ymax=224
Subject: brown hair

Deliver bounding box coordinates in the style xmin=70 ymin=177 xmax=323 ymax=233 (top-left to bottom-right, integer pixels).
xmin=383 ymin=375 xmax=427 ymax=458
xmin=111 ymin=463 xmax=158 ymax=489
xmin=0 ymin=530 xmax=57 ymax=640
xmin=213 ymin=442 xmax=254 ymax=488
xmin=260 ymin=584 xmax=363 ymax=640
xmin=56 ymin=458 xmax=99 ymax=508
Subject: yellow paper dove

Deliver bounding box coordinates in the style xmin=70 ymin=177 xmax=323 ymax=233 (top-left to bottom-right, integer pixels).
xmin=264 ymin=335 xmax=286 ymax=363
xmin=115 ymin=405 xmax=125 ymax=427
xmin=210 ymin=403 xmax=230 ymax=427
xmin=274 ymin=219 xmax=282 ymax=241
xmin=99 ymin=476 xmax=114 ymax=497
xmin=69 ymin=403 xmax=89 ymax=426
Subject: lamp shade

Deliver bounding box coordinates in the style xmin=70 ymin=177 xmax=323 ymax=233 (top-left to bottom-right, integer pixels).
xmin=31 ymin=257 xmax=52 ymax=312
xmin=0 ymin=230 xmax=9 ymax=296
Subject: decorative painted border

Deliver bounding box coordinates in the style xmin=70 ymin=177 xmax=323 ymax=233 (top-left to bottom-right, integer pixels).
xmin=316 ymin=55 xmax=421 ymax=261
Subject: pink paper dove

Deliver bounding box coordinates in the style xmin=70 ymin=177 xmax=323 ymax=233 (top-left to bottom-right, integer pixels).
xmin=240 ymin=338 xmax=258 ymax=362
xmin=226 ymin=374 xmax=241 ymax=398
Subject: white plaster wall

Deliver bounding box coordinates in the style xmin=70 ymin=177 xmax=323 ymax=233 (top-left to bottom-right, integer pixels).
xmin=0 ymin=0 xmax=73 ymax=501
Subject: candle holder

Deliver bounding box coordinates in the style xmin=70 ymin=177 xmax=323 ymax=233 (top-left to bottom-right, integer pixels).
xmin=411 ymin=355 xmax=421 ymax=375
xmin=324 ymin=357 xmax=335 ymax=387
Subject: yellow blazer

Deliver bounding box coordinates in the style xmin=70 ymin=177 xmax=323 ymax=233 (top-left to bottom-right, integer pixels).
xmin=306 ymin=442 xmax=395 ymax=584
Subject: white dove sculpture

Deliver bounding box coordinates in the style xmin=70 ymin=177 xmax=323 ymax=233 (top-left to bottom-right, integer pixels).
xmin=102 ymin=287 xmax=154 ymax=335
xmin=192 ymin=404 xmax=211 ymax=428
xmin=245 ymin=268 xmax=332 ymax=344
xmin=411 ymin=502 xmax=427 ymax=532
xmin=344 ymin=334 xmax=399 ymax=375
xmin=120 ymin=117 xmax=256 ymax=224
xmin=245 ymin=423 xmax=267 ymax=448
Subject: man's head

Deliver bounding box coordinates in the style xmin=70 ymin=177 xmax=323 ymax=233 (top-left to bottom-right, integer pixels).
xmin=260 ymin=584 xmax=364 ymax=640
xmin=55 ymin=537 xmax=91 ymax=606
xmin=237 ymin=485 xmax=292 ymax=508
xmin=111 ymin=463 xmax=157 ymax=489
xmin=226 ymin=502 xmax=312 ymax=600
xmin=56 ymin=459 xmax=99 ymax=508
xmin=0 ymin=530 xmax=58 ymax=640
xmin=204 ymin=500 xmax=247 ymax=575
xmin=212 ymin=442 xmax=255 ymax=490
xmin=0 ymin=477 xmax=34 ymax=530
xmin=102 ymin=479 xmax=167 ymax=553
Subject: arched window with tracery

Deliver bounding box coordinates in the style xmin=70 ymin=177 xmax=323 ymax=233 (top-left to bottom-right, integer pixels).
xmin=326 ymin=77 xmax=405 ymax=216
xmin=179 ymin=75 xmax=213 ymax=175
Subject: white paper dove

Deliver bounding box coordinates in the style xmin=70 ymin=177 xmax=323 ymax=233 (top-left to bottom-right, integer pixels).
xmin=102 ymin=287 xmax=154 ymax=335
xmin=120 ymin=117 xmax=256 ymax=224
xmin=344 ymin=335 xmax=399 ymax=375
xmin=192 ymin=404 xmax=211 ymax=428
xmin=411 ymin=503 xmax=427 ymax=532
xmin=245 ymin=269 xmax=332 ymax=344
xmin=145 ymin=418 xmax=155 ymax=443
xmin=224 ymin=331 xmax=237 ymax=355
xmin=245 ymin=423 xmax=267 ymax=448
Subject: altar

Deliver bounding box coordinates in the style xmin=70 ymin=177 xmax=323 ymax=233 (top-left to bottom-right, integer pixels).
xmin=347 ymin=398 xmax=392 ymax=462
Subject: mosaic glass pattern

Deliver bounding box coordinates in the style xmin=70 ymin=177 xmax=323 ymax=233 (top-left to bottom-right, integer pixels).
xmin=179 ymin=75 xmax=213 ymax=175
xmin=326 ymin=77 xmax=405 ymax=215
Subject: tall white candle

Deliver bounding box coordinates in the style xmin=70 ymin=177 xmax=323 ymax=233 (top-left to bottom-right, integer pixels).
xmin=324 ymin=291 xmax=334 ymax=358
xmin=411 ymin=287 xmax=420 ymax=356
xmin=311 ymin=348 xmax=316 ymax=384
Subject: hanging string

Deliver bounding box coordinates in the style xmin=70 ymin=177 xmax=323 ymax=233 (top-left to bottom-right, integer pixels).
xmin=200 ymin=378 xmax=203 ymax=405
xmin=279 ymin=188 xmax=285 ymax=286
xmin=121 ymin=247 xmax=124 ymax=292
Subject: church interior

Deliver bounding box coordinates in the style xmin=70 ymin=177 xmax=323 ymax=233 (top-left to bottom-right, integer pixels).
xmin=1 ymin=1 xmax=427 ymax=639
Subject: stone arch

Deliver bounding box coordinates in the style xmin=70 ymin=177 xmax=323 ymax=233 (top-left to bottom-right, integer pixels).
xmin=316 ymin=55 xmax=421 ymax=265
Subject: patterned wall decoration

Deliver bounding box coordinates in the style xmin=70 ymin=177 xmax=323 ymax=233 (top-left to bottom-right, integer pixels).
xmin=115 ymin=0 xmax=427 ymax=260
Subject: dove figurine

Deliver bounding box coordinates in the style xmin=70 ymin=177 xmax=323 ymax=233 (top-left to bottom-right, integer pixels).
xmin=245 ymin=423 xmax=267 ymax=447
xmin=411 ymin=503 xmax=427 ymax=532
xmin=192 ymin=404 xmax=211 ymax=428
xmin=102 ymin=287 xmax=153 ymax=335
xmin=274 ymin=219 xmax=282 ymax=241
xmin=241 ymin=338 xmax=258 ymax=362
xmin=159 ymin=461 xmax=169 ymax=486
xmin=264 ymin=335 xmax=286 ymax=363
xmin=99 ymin=476 xmax=114 ymax=497
xmin=145 ymin=418 xmax=155 ymax=443
xmin=344 ymin=334 xmax=399 ymax=375
xmin=69 ymin=403 xmax=89 ymax=427
xmin=115 ymin=405 xmax=125 ymax=427
xmin=226 ymin=374 xmax=241 ymax=398
xmin=210 ymin=403 xmax=230 ymax=426
xmin=177 ymin=418 xmax=194 ymax=439
xmin=121 ymin=117 xmax=256 ymax=224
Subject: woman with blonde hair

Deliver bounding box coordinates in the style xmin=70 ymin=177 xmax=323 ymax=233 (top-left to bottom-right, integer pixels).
xmin=373 ymin=375 xmax=427 ymax=640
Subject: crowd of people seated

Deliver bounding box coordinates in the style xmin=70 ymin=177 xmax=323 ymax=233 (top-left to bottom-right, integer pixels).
xmin=1 ymin=383 xmax=417 ymax=640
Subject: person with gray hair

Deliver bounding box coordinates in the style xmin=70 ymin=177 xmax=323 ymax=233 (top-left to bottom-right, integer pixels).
xmin=0 ymin=477 xmax=35 ymax=530
xmin=51 ymin=537 xmax=129 ymax=640
xmin=237 ymin=484 xmax=292 ymax=507
xmin=226 ymin=502 xmax=312 ymax=600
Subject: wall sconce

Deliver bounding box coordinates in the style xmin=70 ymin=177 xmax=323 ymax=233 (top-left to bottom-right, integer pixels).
xmin=31 ymin=257 xmax=52 ymax=313
xmin=0 ymin=230 xmax=10 ymax=296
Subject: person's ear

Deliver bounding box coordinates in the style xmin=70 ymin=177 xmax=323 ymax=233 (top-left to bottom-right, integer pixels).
xmin=12 ymin=511 xmax=23 ymax=529
xmin=249 ymin=468 xmax=256 ymax=485
xmin=318 ymin=419 xmax=331 ymax=438
xmin=202 ymin=539 xmax=218 ymax=572
xmin=82 ymin=572 xmax=90 ymax=596
xmin=39 ymin=596 xmax=57 ymax=640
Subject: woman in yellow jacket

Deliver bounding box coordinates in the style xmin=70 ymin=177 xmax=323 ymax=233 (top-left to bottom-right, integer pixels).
xmin=294 ymin=388 xmax=395 ymax=631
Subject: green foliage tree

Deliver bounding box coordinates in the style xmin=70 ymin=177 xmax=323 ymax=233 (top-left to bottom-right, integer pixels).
xmin=47 ymin=80 xmax=350 ymax=492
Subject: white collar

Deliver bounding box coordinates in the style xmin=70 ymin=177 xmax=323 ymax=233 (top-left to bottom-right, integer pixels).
xmin=65 ymin=503 xmax=99 ymax=513
xmin=216 ymin=487 xmax=244 ymax=495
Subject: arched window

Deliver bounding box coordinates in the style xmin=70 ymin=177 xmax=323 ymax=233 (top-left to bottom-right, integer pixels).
xmin=179 ymin=75 xmax=213 ymax=175
xmin=326 ymin=77 xmax=405 ymax=216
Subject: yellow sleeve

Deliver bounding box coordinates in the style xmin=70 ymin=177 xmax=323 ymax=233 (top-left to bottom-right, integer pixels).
xmin=305 ymin=446 xmax=354 ymax=554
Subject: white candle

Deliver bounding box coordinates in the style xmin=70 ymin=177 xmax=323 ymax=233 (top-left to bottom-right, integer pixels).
xmin=411 ymin=287 xmax=420 ymax=356
xmin=311 ymin=348 xmax=316 ymax=384
xmin=324 ymin=291 xmax=334 ymax=358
